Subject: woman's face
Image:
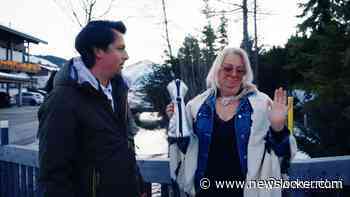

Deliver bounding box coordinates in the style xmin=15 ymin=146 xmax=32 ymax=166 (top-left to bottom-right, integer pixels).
xmin=217 ymin=53 xmax=246 ymax=95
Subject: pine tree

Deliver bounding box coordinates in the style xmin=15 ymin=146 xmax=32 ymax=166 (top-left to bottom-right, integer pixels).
xmin=217 ymin=13 xmax=229 ymax=50
xmin=201 ymin=0 xmax=218 ymax=71
xmin=201 ymin=24 xmax=217 ymax=70
xmin=286 ymin=0 xmax=350 ymax=156
xmin=138 ymin=63 xmax=173 ymax=124
xmin=177 ymin=35 xmax=203 ymax=100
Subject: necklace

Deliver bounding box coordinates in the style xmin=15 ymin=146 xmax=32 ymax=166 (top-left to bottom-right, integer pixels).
xmin=220 ymin=96 xmax=239 ymax=106
xmin=219 ymin=88 xmax=243 ymax=106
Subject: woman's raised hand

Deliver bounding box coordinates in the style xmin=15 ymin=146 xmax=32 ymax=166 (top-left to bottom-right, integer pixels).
xmin=268 ymin=87 xmax=288 ymax=132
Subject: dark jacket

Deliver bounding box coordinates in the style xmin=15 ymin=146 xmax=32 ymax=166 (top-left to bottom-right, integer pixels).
xmin=38 ymin=60 xmax=142 ymax=197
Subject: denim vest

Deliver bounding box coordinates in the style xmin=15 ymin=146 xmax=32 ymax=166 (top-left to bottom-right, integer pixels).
xmin=193 ymin=91 xmax=255 ymax=191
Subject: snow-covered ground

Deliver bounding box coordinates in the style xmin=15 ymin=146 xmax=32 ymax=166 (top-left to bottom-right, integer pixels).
xmin=134 ymin=128 xmax=168 ymax=157
xmin=293 ymin=151 xmax=311 ymax=160
xmin=139 ymin=112 xmax=162 ymax=122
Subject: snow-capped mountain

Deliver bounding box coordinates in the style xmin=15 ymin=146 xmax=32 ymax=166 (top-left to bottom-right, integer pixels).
xmin=122 ymin=60 xmax=154 ymax=86
xmin=122 ymin=60 xmax=156 ymax=112
xmin=30 ymin=55 xmax=60 ymax=71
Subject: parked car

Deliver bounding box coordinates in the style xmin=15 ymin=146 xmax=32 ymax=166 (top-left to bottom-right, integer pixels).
xmin=27 ymin=88 xmax=47 ymax=97
xmin=9 ymin=96 xmax=16 ymax=105
xmin=15 ymin=92 xmax=44 ymax=106
xmin=0 ymin=92 xmax=12 ymax=108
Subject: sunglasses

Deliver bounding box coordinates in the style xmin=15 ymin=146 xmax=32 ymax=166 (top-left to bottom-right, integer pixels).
xmin=221 ymin=64 xmax=246 ymax=76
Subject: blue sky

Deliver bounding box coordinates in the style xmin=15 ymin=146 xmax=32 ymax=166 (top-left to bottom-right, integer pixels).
xmin=0 ymin=0 xmax=302 ymax=65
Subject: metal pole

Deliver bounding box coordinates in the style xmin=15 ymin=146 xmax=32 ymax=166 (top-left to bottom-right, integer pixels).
xmin=18 ymin=83 xmax=22 ymax=106
xmin=288 ymin=97 xmax=294 ymax=133
xmin=6 ymin=83 xmax=10 ymax=94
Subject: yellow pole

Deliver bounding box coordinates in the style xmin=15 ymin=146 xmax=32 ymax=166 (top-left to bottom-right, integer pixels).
xmin=288 ymin=97 xmax=294 ymax=133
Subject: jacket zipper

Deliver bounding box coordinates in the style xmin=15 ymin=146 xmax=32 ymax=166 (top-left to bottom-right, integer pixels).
xmin=92 ymin=167 xmax=100 ymax=197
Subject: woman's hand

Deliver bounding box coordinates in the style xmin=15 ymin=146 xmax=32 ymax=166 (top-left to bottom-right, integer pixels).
xmin=166 ymin=103 xmax=175 ymax=119
xmin=268 ymin=87 xmax=288 ymax=132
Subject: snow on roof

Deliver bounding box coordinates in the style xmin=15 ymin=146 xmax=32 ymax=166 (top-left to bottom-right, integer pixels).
xmin=0 ymin=71 xmax=31 ymax=81
xmin=40 ymin=64 xmax=59 ymax=71
xmin=29 ymin=55 xmax=60 ymax=70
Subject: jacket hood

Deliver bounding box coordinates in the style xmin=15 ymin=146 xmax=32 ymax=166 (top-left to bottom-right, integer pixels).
xmin=53 ymin=59 xmax=76 ymax=87
xmin=53 ymin=58 xmax=127 ymax=90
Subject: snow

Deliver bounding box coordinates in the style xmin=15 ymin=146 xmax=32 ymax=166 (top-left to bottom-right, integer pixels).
xmin=139 ymin=112 xmax=162 ymax=122
xmin=0 ymin=71 xmax=30 ymax=80
xmin=122 ymin=60 xmax=156 ymax=110
xmin=127 ymin=90 xmax=152 ymax=110
xmin=122 ymin=60 xmax=155 ymax=86
xmin=293 ymin=151 xmax=311 ymax=160
xmin=134 ymin=128 xmax=168 ymax=157
xmin=291 ymin=89 xmax=316 ymax=106
xmin=29 ymin=55 xmax=60 ymax=70
xmin=39 ymin=64 xmax=59 ymax=71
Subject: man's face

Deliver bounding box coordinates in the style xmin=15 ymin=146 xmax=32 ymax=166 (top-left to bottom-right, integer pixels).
xmin=96 ymin=30 xmax=129 ymax=78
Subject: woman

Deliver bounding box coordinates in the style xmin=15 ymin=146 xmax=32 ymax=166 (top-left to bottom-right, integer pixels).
xmin=166 ymin=47 xmax=297 ymax=197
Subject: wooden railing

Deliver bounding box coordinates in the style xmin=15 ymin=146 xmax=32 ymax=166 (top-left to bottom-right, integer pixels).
xmin=0 ymin=144 xmax=39 ymax=197
xmin=0 ymin=144 xmax=173 ymax=197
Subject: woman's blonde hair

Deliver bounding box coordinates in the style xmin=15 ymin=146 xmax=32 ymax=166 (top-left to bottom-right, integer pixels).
xmin=206 ymin=47 xmax=254 ymax=89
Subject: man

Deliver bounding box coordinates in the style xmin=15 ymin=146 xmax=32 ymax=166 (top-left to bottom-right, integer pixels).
xmin=38 ymin=20 xmax=144 ymax=197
